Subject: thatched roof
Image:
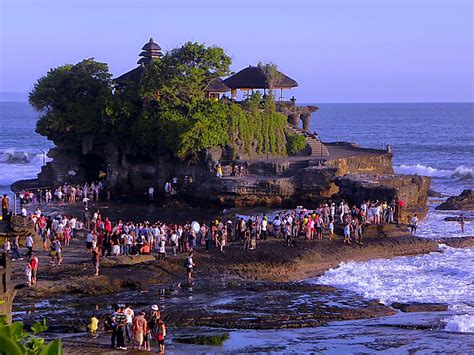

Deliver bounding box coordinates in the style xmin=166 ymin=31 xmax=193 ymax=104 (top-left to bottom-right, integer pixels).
xmin=205 ymin=78 xmax=230 ymax=93
xmin=115 ymin=66 xmax=144 ymax=84
xmin=142 ymin=38 xmax=162 ymax=51
xmin=224 ymin=65 xmax=298 ymax=90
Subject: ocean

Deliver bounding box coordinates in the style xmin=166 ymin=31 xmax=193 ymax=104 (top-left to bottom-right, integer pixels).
xmin=1 ymin=101 xmax=473 ymax=350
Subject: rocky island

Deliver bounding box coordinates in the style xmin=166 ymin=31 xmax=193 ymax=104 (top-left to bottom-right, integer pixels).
xmin=14 ymin=38 xmax=429 ymax=221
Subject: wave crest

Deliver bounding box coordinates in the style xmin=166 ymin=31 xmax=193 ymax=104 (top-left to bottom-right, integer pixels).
xmin=0 ymin=149 xmax=47 ymax=165
xmin=394 ymin=164 xmax=472 ymax=180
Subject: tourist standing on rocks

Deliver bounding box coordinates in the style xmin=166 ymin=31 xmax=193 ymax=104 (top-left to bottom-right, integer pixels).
xmin=343 ymin=222 xmax=352 ymax=244
xmin=216 ymin=163 xmax=223 ymax=178
xmin=185 ymin=252 xmax=195 ymax=281
xmin=29 ymin=253 xmax=39 ymax=286
xmin=148 ymin=186 xmax=155 ymax=200
xmin=132 ymin=311 xmax=147 ymax=350
xmin=113 ymin=305 xmax=128 ymax=350
xmin=156 ymin=317 xmax=167 ymax=354
xmin=92 ymin=246 xmax=101 ymax=276
xmin=88 ymin=314 xmax=99 ymax=338
xmin=459 ymin=214 xmax=465 ymax=234
xmin=25 ymin=234 xmax=34 ymax=258
xmin=11 ymin=235 xmax=22 ymax=260
xmin=124 ymin=304 xmax=135 ymax=343
xmin=409 ymin=214 xmax=419 ymax=235
xmin=2 ymin=194 xmax=10 ymax=220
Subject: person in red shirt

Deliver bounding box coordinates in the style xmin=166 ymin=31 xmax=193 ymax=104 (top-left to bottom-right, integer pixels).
xmin=104 ymin=218 xmax=112 ymax=233
xmin=29 ymin=253 xmax=39 ymax=286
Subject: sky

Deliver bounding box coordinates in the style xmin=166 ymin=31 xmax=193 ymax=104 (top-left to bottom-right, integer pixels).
xmin=0 ymin=0 xmax=473 ymax=103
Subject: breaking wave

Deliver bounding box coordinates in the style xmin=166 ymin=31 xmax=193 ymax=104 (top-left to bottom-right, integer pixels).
xmin=394 ymin=164 xmax=473 ymax=180
xmin=0 ymin=149 xmax=47 ymax=165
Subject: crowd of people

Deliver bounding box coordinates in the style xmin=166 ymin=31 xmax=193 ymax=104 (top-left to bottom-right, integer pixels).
xmin=88 ymin=304 xmax=167 ymax=352
xmin=13 ymin=181 xmax=105 ymax=208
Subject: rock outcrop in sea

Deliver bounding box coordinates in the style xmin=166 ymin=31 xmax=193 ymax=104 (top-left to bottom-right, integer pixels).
xmin=436 ymin=189 xmax=474 ymax=210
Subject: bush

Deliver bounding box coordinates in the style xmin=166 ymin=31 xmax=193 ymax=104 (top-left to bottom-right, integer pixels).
xmin=286 ymin=134 xmax=307 ymax=155
xmin=0 ymin=316 xmax=62 ymax=355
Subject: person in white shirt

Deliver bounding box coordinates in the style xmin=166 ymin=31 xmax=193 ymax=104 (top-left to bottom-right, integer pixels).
xmin=124 ymin=304 xmax=135 ymax=343
xmin=410 ymin=214 xmax=419 ymax=235
xmin=21 ymin=206 xmax=27 ymax=217
xmin=25 ymin=234 xmax=34 ymax=257
xmin=148 ymin=186 xmax=154 ymax=200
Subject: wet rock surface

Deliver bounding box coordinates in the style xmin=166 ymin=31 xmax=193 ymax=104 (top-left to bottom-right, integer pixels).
xmin=391 ymin=302 xmax=449 ymax=313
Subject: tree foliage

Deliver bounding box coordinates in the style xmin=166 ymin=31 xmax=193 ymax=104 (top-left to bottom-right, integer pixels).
xmin=30 ymin=59 xmax=112 ymax=139
xmin=29 ymin=42 xmax=289 ymax=160
xmin=286 ymin=133 xmax=307 ymax=155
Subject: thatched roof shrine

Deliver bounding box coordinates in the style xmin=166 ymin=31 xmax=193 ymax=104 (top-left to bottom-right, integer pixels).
xmin=224 ymin=65 xmax=298 ymax=90
xmin=205 ymin=78 xmax=230 ymax=93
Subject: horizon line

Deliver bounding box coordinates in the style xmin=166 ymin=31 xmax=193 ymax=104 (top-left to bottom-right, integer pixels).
xmin=0 ymin=92 xmax=473 ymax=105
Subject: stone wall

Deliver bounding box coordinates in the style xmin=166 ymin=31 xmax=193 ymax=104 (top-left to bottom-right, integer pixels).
xmin=0 ymin=253 xmax=15 ymax=323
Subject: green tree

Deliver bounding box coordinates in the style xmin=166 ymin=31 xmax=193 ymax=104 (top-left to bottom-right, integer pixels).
xmin=140 ymin=41 xmax=232 ymax=114
xmin=29 ymin=59 xmax=113 ymax=139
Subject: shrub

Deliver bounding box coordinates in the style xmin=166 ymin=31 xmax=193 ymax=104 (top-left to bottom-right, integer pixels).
xmin=286 ymin=134 xmax=307 ymax=155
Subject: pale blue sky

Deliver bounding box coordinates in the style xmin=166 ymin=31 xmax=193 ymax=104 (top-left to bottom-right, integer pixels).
xmin=1 ymin=0 xmax=472 ymax=102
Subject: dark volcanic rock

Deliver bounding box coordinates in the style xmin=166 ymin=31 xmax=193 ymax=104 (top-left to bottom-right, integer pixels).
xmin=391 ymin=302 xmax=448 ymax=313
xmin=428 ymin=188 xmax=444 ymax=198
xmin=436 ymin=190 xmax=474 ymax=210
xmin=438 ymin=236 xmax=474 ymax=248
xmin=444 ymin=216 xmax=474 ymax=222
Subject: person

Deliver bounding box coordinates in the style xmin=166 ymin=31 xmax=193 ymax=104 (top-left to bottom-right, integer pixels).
xmin=92 ymin=246 xmax=100 ymax=276
xmin=88 ymin=314 xmax=99 ymax=338
xmin=114 ymin=305 xmax=127 ymax=350
xmin=3 ymin=238 xmax=11 ymax=254
xmin=410 ymin=214 xmax=418 ymax=235
xmin=2 ymin=194 xmax=10 ymax=220
xmin=459 ymin=214 xmax=465 ymax=234
xmin=29 ymin=253 xmax=39 ymax=285
xmin=25 ymin=234 xmax=34 ymax=258
xmin=25 ymin=260 xmax=33 ymax=287
xmin=132 ymin=311 xmax=147 ymax=350
xmin=170 ymin=230 xmax=178 ymax=256
xmin=185 ymin=252 xmax=195 ymax=281
xmin=156 ymin=317 xmax=167 ymax=354
xmin=54 ymin=239 xmax=63 ymax=266
xmin=124 ymin=304 xmax=134 ymax=343
xmin=86 ymin=231 xmax=94 ymax=253
xmin=148 ymin=186 xmax=155 ymax=201
xmin=343 ymin=222 xmax=351 ymax=244
xmin=328 ymin=220 xmax=334 ymax=241
xmin=110 ymin=306 xmax=119 ymax=349
xmin=147 ymin=305 xmax=161 ymax=352
xmin=216 ymin=163 xmax=223 ymax=178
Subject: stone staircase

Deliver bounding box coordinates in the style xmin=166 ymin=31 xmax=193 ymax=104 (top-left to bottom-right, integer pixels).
xmin=287 ymin=125 xmax=329 ymax=158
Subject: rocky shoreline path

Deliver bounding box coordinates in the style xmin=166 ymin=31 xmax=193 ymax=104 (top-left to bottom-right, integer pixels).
xmin=11 ymin=229 xmax=474 ymax=353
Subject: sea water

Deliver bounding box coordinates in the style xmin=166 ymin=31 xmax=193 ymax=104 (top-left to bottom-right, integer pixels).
xmin=1 ymin=100 xmax=474 ymax=350
xmin=0 ymin=101 xmax=53 ymax=194
xmin=311 ymin=103 xmax=474 ymax=337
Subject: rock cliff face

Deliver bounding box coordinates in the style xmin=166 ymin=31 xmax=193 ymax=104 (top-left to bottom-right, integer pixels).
xmin=27 ymin=138 xmax=429 ymax=217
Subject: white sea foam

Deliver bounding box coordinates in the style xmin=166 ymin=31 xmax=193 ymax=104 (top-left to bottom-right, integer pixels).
xmin=444 ymin=314 xmax=474 ymax=333
xmin=0 ymin=149 xmax=51 ymax=187
xmin=394 ymin=164 xmax=473 ymax=180
xmin=316 ymin=238 xmax=474 ymax=333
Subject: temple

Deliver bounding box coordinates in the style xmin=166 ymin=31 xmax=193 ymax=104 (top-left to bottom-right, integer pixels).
xmin=115 ymin=37 xmax=328 ymax=158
